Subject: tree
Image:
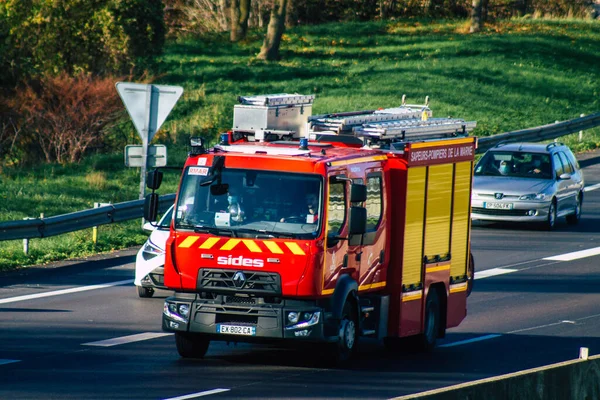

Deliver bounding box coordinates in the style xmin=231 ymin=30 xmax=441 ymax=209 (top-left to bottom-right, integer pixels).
xmin=257 ymin=0 xmax=288 ymax=61
xmin=470 ymin=0 xmax=483 ymax=33
xmin=230 ymin=0 xmax=251 ymax=42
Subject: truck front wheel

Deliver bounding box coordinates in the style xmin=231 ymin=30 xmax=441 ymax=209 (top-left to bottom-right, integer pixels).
xmin=331 ymin=301 xmax=358 ymax=365
xmin=175 ymin=332 xmax=210 ymax=359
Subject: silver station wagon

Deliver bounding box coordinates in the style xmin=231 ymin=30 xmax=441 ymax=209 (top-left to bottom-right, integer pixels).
xmin=471 ymin=142 xmax=584 ymax=229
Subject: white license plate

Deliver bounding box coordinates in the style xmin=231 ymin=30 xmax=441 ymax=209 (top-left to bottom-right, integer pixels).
xmin=484 ymin=202 xmax=514 ymax=210
xmin=217 ymin=324 xmax=256 ymax=336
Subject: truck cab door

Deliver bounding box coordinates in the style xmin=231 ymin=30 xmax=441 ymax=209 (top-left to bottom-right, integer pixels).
xmin=322 ymin=174 xmax=351 ymax=294
xmin=355 ymin=169 xmax=387 ymax=291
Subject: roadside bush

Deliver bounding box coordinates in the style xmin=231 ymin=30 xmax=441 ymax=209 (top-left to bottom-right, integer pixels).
xmin=0 ymin=0 xmax=165 ymax=84
xmin=6 ymin=73 xmax=126 ymax=164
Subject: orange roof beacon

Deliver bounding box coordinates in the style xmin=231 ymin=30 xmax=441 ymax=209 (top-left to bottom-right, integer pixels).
xmin=144 ymin=93 xmax=478 ymax=365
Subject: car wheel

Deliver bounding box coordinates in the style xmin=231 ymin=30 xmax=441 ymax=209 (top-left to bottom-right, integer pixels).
xmin=544 ymin=200 xmax=557 ymax=231
xmin=417 ymin=288 xmax=441 ymax=352
xmin=175 ymin=332 xmax=210 ymax=359
xmin=137 ymin=286 xmax=154 ymax=298
xmin=566 ymin=194 xmax=582 ymax=225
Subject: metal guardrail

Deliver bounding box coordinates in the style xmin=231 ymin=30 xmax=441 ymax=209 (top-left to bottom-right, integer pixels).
xmin=0 ymin=194 xmax=175 ymax=241
xmin=476 ymin=112 xmax=600 ymax=153
xmin=1 ymin=112 xmax=599 ymax=242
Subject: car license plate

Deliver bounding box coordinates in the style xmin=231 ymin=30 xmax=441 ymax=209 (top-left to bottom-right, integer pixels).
xmin=483 ymin=202 xmax=513 ymax=210
xmin=217 ymin=324 xmax=256 ymax=336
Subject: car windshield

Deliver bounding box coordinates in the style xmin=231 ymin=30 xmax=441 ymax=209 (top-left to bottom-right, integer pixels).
xmin=474 ymin=151 xmax=552 ymax=179
xmin=174 ymin=167 xmax=323 ymax=239
xmin=157 ymin=206 xmax=174 ymax=230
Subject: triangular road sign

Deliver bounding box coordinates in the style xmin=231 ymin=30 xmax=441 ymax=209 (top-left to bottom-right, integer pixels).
xmin=116 ymin=82 xmax=183 ymax=143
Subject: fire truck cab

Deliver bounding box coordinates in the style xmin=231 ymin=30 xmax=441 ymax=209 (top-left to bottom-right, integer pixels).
xmin=144 ymin=93 xmax=477 ymax=364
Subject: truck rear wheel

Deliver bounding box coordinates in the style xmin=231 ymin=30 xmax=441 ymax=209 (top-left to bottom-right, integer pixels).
xmin=467 ymin=254 xmax=475 ymax=297
xmin=175 ymin=332 xmax=210 ymax=359
xmin=418 ymin=289 xmax=440 ymax=352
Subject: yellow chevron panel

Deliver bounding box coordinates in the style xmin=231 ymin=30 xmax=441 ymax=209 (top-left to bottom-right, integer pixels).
xmin=242 ymin=239 xmax=262 ymax=253
xmin=220 ymin=239 xmax=241 ymax=251
xmin=285 ymin=242 xmax=305 ymax=255
xmin=199 ymin=237 xmax=220 ymax=249
xmin=178 ymin=236 xmax=199 ymax=248
xmin=263 ymin=241 xmax=284 ymax=254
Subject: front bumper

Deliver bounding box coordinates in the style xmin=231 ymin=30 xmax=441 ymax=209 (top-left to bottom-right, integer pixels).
xmin=162 ymin=293 xmax=334 ymax=343
xmin=139 ymin=266 xmax=167 ymax=290
xmin=471 ymin=199 xmax=552 ymax=223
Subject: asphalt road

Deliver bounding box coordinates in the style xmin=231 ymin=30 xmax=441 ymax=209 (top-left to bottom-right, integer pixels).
xmin=2 ymin=152 xmax=600 ymax=400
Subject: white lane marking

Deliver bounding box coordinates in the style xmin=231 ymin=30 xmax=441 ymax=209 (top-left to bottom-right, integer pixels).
xmin=83 ymin=332 xmax=172 ymax=347
xmin=0 ymin=279 xmax=133 ymax=305
xmin=439 ymin=334 xmax=502 ymax=348
xmin=584 ymin=183 xmax=600 ymax=192
xmin=0 ymin=359 xmax=20 ymax=366
xmin=163 ymin=389 xmax=231 ymax=400
xmin=543 ymin=246 xmax=600 ymax=261
xmin=507 ymin=320 xmax=575 ymax=334
xmin=474 ymin=268 xmax=517 ymax=280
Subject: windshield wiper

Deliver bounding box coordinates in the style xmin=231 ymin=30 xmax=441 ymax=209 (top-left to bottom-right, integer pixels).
xmin=193 ymin=225 xmax=237 ymax=237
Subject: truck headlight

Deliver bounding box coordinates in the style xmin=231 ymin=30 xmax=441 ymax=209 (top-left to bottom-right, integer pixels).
xmin=164 ymin=301 xmax=189 ymax=323
xmin=285 ymin=311 xmax=321 ymax=330
xmin=287 ymin=312 xmax=299 ymax=324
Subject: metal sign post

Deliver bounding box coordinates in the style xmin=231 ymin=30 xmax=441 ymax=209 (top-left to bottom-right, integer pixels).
xmin=116 ymin=82 xmax=183 ymax=200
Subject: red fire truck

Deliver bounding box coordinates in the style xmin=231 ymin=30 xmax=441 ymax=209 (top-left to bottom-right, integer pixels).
xmin=144 ymin=93 xmax=477 ymax=364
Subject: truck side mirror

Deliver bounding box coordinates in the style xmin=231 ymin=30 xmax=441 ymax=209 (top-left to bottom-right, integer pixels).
xmin=144 ymin=193 xmax=159 ymax=222
xmin=349 ymin=206 xmax=367 ymax=235
xmin=350 ymin=184 xmax=367 ymax=203
xmin=146 ymin=169 xmax=163 ymax=190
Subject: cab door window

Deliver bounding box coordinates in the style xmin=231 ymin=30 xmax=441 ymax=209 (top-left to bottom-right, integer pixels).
xmin=366 ymin=173 xmax=383 ymax=231
xmin=327 ymin=178 xmax=347 ymax=237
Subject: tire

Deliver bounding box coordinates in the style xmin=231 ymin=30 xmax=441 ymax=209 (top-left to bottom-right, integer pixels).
xmin=566 ymin=194 xmax=582 ymax=225
xmin=137 ymin=286 xmax=154 ymax=298
xmin=175 ymin=332 xmax=210 ymax=359
xmin=544 ymin=200 xmax=557 ymax=231
xmin=418 ymin=288 xmax=441 ymax=352
xmin=330 ymin=300 xmax=358 ymax=366
xmin=467 ymin=253 xmax=475 ymax=297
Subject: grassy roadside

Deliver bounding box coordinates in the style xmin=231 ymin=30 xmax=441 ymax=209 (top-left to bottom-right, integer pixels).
xmin=1 ymin=18 xmax=599 ymax=270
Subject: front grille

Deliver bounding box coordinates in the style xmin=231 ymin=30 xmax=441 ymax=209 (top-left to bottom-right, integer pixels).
xmin=215 ymin=314 xmax=258 ymax=325
xmin=472 ymin=207 xmax=531 ymax=217
xmin=226 ymin=296 xmax=256 ymax=305
xmin=198 ymin=269 xmax=281 ymax=295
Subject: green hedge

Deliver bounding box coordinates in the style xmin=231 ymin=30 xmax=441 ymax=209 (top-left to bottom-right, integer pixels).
xmin=0 ymin=0 xmax=165 ymax=84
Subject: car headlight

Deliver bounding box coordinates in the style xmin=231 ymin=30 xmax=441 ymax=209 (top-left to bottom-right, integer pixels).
xmin=142 ymin=240 xmax=165 ymax=261
xmin=519 ymin=193 xmax=546 ymax=201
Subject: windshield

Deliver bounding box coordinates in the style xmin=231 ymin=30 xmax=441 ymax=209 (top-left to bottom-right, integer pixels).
xmin=175 ymin=168 xmax=323 ymax=239
xmin=475 ymin=151 xmax=552 ymax=179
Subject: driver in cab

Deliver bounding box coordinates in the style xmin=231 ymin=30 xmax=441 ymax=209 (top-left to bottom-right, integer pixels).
xmin=280 ymin=193 xmax=319 ymax=223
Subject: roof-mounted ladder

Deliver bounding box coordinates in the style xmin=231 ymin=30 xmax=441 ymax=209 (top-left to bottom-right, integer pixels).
xmin=309 ymin=105 xmax=432 ymax=134
xmin=354 ymin=118 xmax=477 ymax=143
